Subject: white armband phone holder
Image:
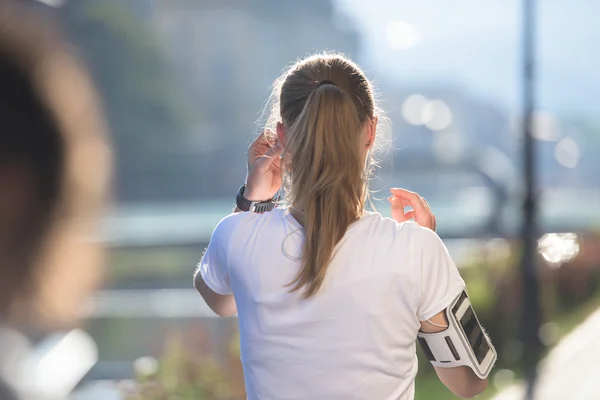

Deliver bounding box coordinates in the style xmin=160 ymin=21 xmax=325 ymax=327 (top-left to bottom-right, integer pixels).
xmin=417 ymin=291 xmax=497 ymax=380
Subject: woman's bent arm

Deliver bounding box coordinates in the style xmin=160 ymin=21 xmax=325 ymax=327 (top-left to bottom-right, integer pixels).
xmin=194 ymin=271 xmax=237 ymax=317
xmin=421 ymin=312 xmax=489 ymax=398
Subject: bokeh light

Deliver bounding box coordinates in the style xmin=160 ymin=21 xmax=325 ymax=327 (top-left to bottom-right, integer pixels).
xmin=401 ymin=94 xmax=428 ymax=125
xmin=538 ymin=322 xmax=560 ymax=346
xmin=533 ymin=112 xmax=560 ymax=141
xmin=422 ymin=99 xmax=453 ymax=131
xmin=133 ymin=356 xmax=159 ymax=377
xmin=386 ymin=21 xmax=420 ymax=50
xmin=493 ymin=369 xmax=517 ymax=390
xmin=555 ymin=137 xmax=580 ymax=168
xmin=537 ymin=233 xmax=580 ymax=266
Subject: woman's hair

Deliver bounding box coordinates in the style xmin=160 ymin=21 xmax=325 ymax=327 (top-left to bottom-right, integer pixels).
xmin=263 ymin=53 xmax=384 ymax=298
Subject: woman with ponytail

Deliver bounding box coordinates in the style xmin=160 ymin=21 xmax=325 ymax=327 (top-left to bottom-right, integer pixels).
xmin=195 ymin=53 xmax=489 ymax=399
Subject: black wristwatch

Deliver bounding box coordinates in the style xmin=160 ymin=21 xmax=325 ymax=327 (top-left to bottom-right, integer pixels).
xmin=236 ymin=185 xmax=277 ymax=213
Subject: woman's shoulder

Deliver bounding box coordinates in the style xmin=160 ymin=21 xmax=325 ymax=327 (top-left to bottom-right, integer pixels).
xmin=212 ymin=208 xmax=282 ymax=237
xmin=362 ymin=212 xmax=441 ymax=245
xmin=213 ymin=211 xmax=258 ymax=233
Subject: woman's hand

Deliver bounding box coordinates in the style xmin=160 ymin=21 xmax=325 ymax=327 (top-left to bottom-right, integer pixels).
xmin=388 ymin=188 xmax=436 ymax=231
xmin=245 ymin=129 xmax=283 ymax=201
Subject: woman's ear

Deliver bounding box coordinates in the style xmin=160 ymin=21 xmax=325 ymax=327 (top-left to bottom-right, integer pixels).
xmin=366 ymin=116 xmax=378 ymax=149
xmin=276 ymin=121 xmax=286 ymax=145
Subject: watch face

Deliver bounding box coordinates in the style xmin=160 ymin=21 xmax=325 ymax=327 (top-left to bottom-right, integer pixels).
xmin=253 ymin=202 xmax=275 ymax=213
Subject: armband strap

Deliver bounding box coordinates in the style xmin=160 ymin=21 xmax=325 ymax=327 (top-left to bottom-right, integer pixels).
xmin=417 ymin=329 xmax=467 ymax=367
xmin=417 ymin=291 xmax=497 ymax=380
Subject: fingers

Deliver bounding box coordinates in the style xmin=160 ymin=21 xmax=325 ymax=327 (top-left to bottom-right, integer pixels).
xmin=249 ymin=129 xmax=276 ymax=149
xmin=254 ymin=141 xmax=283 ymax=173
xmin=390 ymin=188 xmax=427 ymax=214
xmin=389 ymin=196 xmax=406 ymax=222
xmin=266 ymin=139 xmax=283 ymax=156
xmin=248 ymin=129 xmax=278 ymax=169
xmin=420 ymin=196 xmax=436 ymax=231
xmin=403 ymin=210 xmax=415 ymax=220
xmin=388 ymin=196 xmax=416 ymax=221
xmin=389 ymin=188 xmax=436 ymax=231
xmin=421 ymin=196 xmax=431 ymax=212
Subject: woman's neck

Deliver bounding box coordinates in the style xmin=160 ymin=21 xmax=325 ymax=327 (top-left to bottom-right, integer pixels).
xmin=288 ymin=205 xmax=367 ymax=228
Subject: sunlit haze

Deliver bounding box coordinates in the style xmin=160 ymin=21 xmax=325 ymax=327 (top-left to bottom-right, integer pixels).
xmin=334 ymin=0 xmax=600 ymax=114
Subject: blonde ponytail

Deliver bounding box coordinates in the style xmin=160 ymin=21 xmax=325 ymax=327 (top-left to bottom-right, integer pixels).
xmin=271 ymin=54 xmax=377 ymax=298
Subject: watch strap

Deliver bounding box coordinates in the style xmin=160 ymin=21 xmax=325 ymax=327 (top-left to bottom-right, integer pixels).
xmin=236 ymin=185 xmax=277 ymax=212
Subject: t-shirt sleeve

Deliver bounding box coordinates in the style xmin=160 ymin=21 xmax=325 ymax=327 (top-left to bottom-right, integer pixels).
xmin=196 ymin=215 xmax=236 ymax=295
xmin=411 ymin=224 xmax=466 ymax=321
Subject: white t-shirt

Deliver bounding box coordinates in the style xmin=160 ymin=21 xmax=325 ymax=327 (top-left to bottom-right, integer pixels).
xmin=198 ymin=208 xmax=465 ymax=400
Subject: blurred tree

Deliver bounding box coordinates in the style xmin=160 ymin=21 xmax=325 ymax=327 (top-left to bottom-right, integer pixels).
xmin=127 ymin=328 xmax=246 ymax=400
xmin=63 ymin=0 xmax=192 ymax=201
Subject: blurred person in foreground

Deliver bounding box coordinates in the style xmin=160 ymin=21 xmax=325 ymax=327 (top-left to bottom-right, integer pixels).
xmin=0 ymin=3 xmax=111 ymax=399
xmin=195 ymin=53 xmax=494 ymax=399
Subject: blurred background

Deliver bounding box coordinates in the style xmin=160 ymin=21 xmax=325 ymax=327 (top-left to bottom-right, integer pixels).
xmin=17 ymin=0 xmax=600 ymax=399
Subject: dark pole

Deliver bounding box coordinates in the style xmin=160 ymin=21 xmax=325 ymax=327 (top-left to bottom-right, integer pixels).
xmin=520 ymin=0 xmax=542 ymax=398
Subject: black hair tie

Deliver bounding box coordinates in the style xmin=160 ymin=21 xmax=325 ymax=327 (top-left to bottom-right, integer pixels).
xmin=316 ymin=80 xmax=337 ymax=88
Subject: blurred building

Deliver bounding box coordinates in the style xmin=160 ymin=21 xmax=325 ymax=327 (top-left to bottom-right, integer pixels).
xmin=383 ymin=84 xmax=516 ymax=166
xmin=146 ymin=0 xmax=361 ymax=198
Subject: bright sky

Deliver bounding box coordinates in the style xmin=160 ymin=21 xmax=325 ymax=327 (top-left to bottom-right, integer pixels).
xmin=334 ymin=0 xmax=600 ymax=116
